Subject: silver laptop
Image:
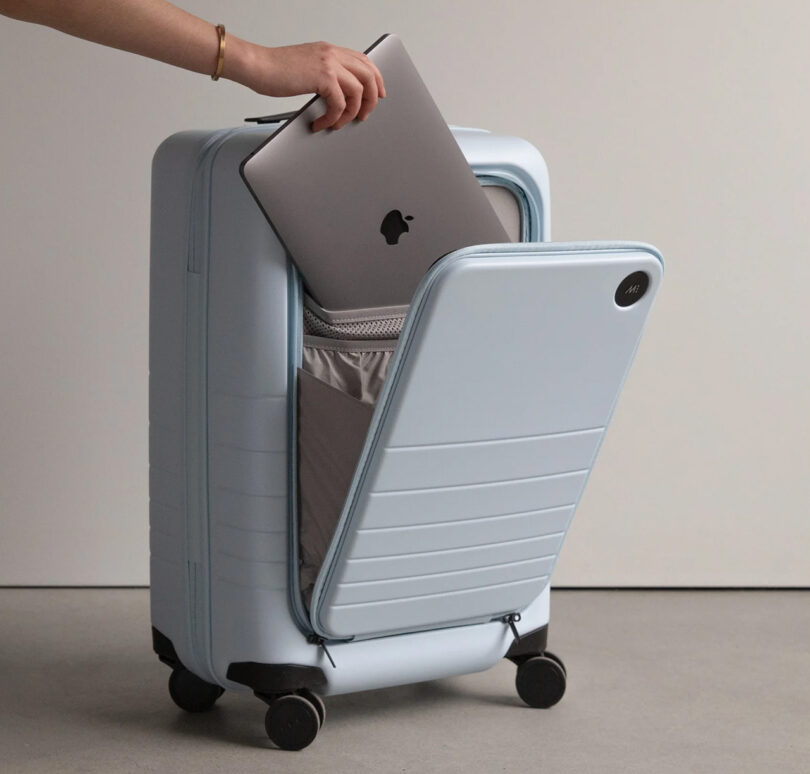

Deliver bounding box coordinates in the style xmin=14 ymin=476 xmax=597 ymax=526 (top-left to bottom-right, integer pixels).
xmin=240 ymin=33 xmax=509 ymax=312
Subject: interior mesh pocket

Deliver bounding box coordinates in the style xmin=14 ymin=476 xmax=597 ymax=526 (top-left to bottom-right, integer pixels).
xmin=302 ymin=296 xmax=406 ymax=340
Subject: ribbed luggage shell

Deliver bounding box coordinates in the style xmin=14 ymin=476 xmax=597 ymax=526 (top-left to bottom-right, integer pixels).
xmin=149 ymin=124 xmax=658 ymax=695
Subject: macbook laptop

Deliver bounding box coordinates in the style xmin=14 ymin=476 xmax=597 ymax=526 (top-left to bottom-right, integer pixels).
xmin=240 ymin=33 xmax=509 ymax=312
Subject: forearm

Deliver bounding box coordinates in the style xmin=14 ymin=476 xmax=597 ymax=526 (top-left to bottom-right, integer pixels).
xmin=1 ymin=0 xmax=386 ymax=130
xmin=0 ymin=0 xmax=255 ymax=83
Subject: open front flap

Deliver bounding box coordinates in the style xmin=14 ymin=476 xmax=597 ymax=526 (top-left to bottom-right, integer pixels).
xmin=310 ymin=242 xmax=663 ymax=641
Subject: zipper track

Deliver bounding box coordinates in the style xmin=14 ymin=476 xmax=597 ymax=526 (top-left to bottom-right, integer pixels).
xmin=285 ymin=263 xmax=316 ymax=635
xmin=478 ymin=175 xmax=532 ymax=242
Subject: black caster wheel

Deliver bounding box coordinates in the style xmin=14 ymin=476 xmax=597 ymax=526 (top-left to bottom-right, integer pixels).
xmin=265 ymin=694 xmax=320 ymax=751
xmin=541 ymin=650 xmax=567 ymax=677
xmin=297 ymin=688 xmax=326 ymax=728
xmin=168 ymin=668 xmax=224 ymax=713
xmin=515 ymin=654 xmax=567 ymax=708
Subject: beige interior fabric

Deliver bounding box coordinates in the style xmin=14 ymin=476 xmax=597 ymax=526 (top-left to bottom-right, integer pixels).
xmin=301 ymin=335 xmax=396 ymax=405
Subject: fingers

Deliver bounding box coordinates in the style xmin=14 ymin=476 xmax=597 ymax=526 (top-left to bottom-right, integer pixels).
xmin=342 ymin=53 xmax=380 ymax=122
xmin=331 ymin=70 xmax=365 ymax=130
xmin=311 ymin=44 xmax=386 ymax=131
xmin=348 ymin=50 xmax=386 ymax=100
xmin=311 ymin=78 xmax=346 ymax=132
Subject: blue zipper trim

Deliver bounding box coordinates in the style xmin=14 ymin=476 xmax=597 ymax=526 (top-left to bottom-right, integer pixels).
xmin=285 ymin=261 xmax=315 ymax=635
xmin=475 ymin=164 xmax=547 ymax=241
xmin=477 ymin=175 xmax=533 ymax=242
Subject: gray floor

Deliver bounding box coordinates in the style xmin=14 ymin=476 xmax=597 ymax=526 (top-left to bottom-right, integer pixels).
xmin=1 ymin=590 xmax=807 ymax=773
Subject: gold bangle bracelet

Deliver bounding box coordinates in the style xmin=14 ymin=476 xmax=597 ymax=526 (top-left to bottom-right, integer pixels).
xmin=211 ymin=24 xmax=226 ymax=81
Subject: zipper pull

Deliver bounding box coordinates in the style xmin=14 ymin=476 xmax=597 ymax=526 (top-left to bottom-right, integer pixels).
xmin=307 ymin=634 xmax=337 ymax=669
xmin=503 ymin=612 xmax=522 ymax=643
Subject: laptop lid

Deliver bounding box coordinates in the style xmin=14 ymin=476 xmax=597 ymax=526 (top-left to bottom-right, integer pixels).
xmin=240 ymin=33 xmax=509 ymax=311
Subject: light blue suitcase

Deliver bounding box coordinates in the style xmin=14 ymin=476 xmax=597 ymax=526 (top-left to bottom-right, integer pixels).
xmin=149 ymin=119 xmax=662 ymax=749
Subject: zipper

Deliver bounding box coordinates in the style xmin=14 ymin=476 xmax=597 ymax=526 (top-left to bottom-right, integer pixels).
xmin=285 ymin=263 xmax=320 ymax=636
xmin=307 ymin=634 xmax=337 ymax=669
xmin=502 ymin=612 xmax=522 ymax=643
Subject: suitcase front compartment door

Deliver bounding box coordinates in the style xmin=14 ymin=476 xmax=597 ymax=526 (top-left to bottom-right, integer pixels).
xmin=310 ymin=242 xmax=663 ymax=641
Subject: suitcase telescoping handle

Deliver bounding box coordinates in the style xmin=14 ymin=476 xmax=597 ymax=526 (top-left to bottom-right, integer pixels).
xmin=244 ymin=111 xmax=299 ymax=124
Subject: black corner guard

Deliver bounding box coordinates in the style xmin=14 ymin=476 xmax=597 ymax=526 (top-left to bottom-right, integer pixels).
xmin=226 ymin=662 xmax=327 ymax=695
xmin=505 ymin=624 xmax=549 ymax=662
xmin=152 ymin=627 xmax=182 ymax=669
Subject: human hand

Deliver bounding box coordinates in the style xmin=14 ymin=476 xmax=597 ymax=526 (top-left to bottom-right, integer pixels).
xmin=226 ymin=40 xmax=386 ymax=131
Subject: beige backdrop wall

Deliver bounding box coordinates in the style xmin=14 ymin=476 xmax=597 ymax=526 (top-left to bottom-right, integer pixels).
xmin=1 ymin=1 xmax=808 ymax=586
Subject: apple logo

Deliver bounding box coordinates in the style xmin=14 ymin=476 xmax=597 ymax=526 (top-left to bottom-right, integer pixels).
xmin=380 ymin=209 xmax=414 ymax=245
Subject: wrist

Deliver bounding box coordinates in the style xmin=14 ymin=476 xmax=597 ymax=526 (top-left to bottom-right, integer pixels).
xmin=221 ymin=34 xmax=257 ymax=88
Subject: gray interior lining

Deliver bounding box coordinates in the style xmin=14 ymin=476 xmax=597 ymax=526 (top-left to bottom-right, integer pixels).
xmin=298 ymin=303 xmax=402 ymax=606
xmin=297 ymin=368 xmax=375 ymax=605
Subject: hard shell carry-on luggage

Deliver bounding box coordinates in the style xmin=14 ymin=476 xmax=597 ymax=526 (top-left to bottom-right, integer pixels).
xmin=149 ymin=121 xmax=663 ymax=750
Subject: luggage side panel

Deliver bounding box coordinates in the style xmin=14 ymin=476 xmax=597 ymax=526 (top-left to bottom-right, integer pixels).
xmin=204 ymin=132 xmax=316 ymax=686
xmin=149 ymin=132 xmax=213 ymax=672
